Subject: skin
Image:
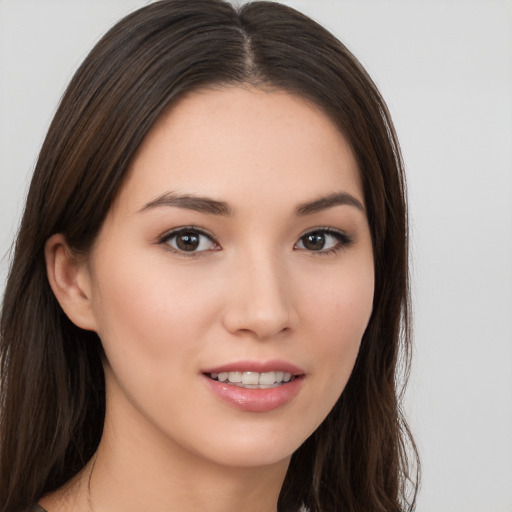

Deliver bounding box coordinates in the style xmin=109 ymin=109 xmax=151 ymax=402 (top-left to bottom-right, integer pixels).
xmin=43 ymin=86 xmax=374 ymax=512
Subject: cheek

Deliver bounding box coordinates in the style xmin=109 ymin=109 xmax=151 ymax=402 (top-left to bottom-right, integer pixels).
xmin=90 ymin=252 xmax=223 ymax=363
xmin=302 ymin=262 xmax=374 ymax=395
xmin=305 ymin=259 xmax=374 ymax=339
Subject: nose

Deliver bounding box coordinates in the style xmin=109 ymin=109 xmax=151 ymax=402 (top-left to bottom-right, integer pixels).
xmin=221 ymin=249 xmax=296 ymax=340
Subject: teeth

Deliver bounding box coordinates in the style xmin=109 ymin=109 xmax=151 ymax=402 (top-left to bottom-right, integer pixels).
xmin=228 ymin=371 xmax=242 ymax=383
xmin=209 ymin=371 xmax=294 ymax=387
xmin=241 ymin=372 xmax=259 ymax=385
xmin=259 ymin=371 xmax=276 ymax=385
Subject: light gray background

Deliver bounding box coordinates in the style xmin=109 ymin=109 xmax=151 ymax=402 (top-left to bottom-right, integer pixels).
xmin=1 ymin=1 xmax=511 ymax=510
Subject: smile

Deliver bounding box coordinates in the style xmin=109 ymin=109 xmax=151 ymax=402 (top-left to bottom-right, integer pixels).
xmin=202 ymin=362 xmax=305 ymax=412
xmin=208 ymin=371 xmax=294 ymax=389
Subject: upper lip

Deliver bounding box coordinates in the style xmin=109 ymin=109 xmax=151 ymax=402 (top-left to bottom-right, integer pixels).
xmin=202 ymin=359 xmax=305 ymax=376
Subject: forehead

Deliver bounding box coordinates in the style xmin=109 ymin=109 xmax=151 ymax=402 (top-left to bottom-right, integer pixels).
xmin=119 ymin=86 xmax=363 ymax=212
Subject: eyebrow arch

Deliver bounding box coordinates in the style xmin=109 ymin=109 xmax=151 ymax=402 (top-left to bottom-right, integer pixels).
xmin=140 ymin=192 xmax=232 ymax=216
xmin=295 ymin=192 xmax=364 ymax=216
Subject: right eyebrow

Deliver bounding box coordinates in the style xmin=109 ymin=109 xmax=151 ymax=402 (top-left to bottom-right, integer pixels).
xmin=139 ymin=192 xmax=233 ymax=216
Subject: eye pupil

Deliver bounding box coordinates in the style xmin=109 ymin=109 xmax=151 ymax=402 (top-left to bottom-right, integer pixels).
xmin=303 ymin=232 xmax=325 ymax=251
xmin=176 ymin=232 xmax=200 ymax=251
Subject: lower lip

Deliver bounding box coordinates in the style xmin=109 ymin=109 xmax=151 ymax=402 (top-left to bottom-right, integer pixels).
xmin=203 ymin=375 xmax=304 ymax=412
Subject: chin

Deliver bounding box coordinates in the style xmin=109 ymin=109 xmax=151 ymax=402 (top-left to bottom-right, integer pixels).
xmin=181 ymin=414 xmax=320 ymax=470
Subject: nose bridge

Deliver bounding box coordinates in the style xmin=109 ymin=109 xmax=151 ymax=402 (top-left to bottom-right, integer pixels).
xmin=222 ymin=243 xmax=294 ymax=339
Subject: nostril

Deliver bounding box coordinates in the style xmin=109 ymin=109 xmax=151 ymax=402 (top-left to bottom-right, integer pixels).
xmin=222 ymin=301 xmax=293 ymax=338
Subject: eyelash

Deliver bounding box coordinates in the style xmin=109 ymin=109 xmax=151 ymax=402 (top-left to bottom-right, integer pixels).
xmin=158 ymin=226 xmax=353 ymax=256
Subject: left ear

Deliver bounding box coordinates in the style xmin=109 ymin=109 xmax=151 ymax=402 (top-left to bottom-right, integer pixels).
xmin=44 ymin=233 xmax=98 ymax=331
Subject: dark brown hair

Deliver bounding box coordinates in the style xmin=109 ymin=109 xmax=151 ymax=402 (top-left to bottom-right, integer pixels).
xmin=0 ymin=1 xmax=419 ymax=510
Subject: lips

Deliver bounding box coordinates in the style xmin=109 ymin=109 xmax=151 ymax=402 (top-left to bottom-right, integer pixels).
xmin=201 ymin=360 xmax=305 ymax=412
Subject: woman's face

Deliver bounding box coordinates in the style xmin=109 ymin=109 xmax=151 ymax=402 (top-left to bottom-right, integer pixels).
xmin=83 ymin=87 xmax=374 ymax=469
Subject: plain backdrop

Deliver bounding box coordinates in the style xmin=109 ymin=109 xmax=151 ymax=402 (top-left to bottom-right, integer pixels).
xmin=1 ymin=1 xmax=511 ymax=510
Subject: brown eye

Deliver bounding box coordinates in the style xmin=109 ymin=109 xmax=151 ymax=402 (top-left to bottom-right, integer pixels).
xmin=295 ymin=229 xmax=352 ymax=253
xmin=164 ymin=229 xmax=218 ymax=253
xmin=301 ymin=232 xmax=327 ymax=251
xmin=175 ymin=232 xmax=200 ymax=251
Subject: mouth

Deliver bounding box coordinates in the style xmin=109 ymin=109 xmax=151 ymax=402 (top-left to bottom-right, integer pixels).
xmin=207 ymin=371 xmax=295 ymax=389
xmin=202 ymin=361 xmax=305 ymax=412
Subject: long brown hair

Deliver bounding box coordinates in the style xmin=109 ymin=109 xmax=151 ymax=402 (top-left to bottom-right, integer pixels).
xmin=0 ymin=1 xmax=419 ymax=510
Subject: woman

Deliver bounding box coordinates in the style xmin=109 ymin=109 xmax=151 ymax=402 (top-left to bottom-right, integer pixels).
xmin=0 ymin=1 xmax=418 ymax=511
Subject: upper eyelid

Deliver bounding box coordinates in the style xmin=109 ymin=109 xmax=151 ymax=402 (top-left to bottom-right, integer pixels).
xmin=298 ymin=226 xmax=349 ymax=238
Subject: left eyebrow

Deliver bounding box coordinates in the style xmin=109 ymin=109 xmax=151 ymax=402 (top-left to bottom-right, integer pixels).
xmin=295 ymin=192 xmax=365 ymax=216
